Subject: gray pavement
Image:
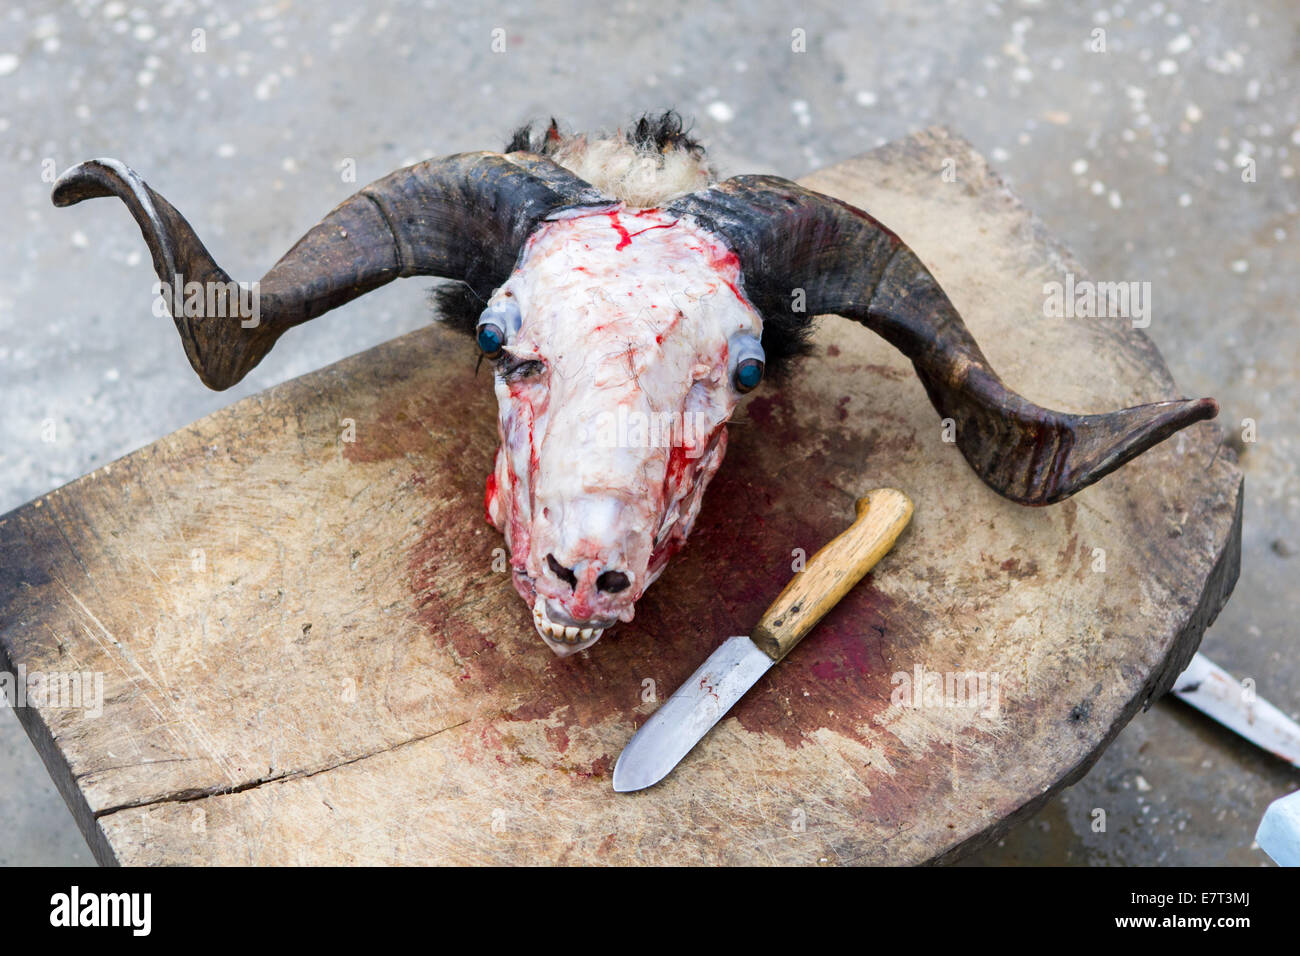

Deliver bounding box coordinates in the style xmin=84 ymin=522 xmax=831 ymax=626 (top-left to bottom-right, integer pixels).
xmin=0 ymin=0 xmax=1295 ymax=865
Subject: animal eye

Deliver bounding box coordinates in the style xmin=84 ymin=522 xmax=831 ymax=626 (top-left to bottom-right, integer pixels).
xmin=728 ymin=333 xmax=765 ymax=393
xmin=477 ymin=321 xmax=505 ymax=358
xmin=735 ymin=357 xmax=764 ymax=392
xmin=476 ymin=297 xmax=522 ymax=359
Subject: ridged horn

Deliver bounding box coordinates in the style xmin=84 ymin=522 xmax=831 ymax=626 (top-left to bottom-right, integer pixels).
xmin=667 ymin=176 xmax=1218 ymax=505
xmin=53 ymin=153 xmax=610 ymax=389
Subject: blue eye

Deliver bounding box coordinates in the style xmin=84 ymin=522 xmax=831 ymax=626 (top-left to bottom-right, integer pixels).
xmin=477 ymin=322 xmax=505 ymax=357
xmin=476 ymin=297 xmax=521 ymax=359
xmin=735 ymin=358 xmax=764 ymax=392
xmin=728 ymin=332 xmax=765 ymax=393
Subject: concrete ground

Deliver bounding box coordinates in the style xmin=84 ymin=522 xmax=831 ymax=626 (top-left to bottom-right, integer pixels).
xmin=0 ymin=0 xmax=1295 ymax=865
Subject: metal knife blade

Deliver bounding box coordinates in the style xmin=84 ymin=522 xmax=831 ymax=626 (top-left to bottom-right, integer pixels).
xmin=612 ymin=635 xmax=774 ymax=792
xmin=1172 ymin=651 xmax=1300 ymax=768
xmin=613 ymin=488 xmax=914 ymax=793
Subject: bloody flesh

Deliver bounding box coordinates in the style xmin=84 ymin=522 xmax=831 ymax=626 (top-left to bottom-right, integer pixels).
xmin=483 ymin=206 xmax=763 ymax=655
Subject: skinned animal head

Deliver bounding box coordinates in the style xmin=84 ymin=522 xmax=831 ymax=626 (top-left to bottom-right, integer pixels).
xmin=52 ymin=112 xmax=1218 ymax=656
xmin=482 ymin=207 xmax=761 ymax=653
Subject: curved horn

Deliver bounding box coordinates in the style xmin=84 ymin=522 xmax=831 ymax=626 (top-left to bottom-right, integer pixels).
xmin=53 ymin=153 xmax=610 ymax=389
xmin=667 ymin=177 xmax=1218 ymax=505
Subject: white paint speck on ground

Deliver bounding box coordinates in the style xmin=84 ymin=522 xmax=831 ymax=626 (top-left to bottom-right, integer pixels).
xmin=791 ymin=99 xmax=810 ymax=127
xmin=0 ymin=55 xmax=19 ymax=77
xmin=255 ymin=74 xmax=280 ymax=100
xmin=855 ymin=90 xmax=877 ymax=107
xmin=216 ymin=143 xmax=236 ymax=158
xmin=1178 ymin=193 xmax=1192 ymax=207
xmin=70 ymin=231 xmax=87 ymax=249
xmin=1157 ymin=59 xmax=1178 ymax=75
xmin=1108 ymin=190 xmax=1122 ymax=209
xmin=706 ymin=101 xmax=733 ymax=123
xmin=1230 ymin=259 xmax=1249 ymax=273
xmin=1071 ymin=158 xmax=1088 ymax=175
xmin=1167 ymin=33 xmax=1192 ymax=54
xmin=1091 ymin=180 xmax=1105 ymax=195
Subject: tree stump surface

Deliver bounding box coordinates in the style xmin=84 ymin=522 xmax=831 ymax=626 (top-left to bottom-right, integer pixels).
xmin=0 ymin=128 xmax=1242 ymax=865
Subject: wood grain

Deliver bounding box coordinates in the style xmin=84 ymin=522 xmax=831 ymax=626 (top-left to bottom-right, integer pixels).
xmin=752 ymin=490 xmax=913 ymax=661
xmin=0 ymin=128 xmax=1242 ymax=865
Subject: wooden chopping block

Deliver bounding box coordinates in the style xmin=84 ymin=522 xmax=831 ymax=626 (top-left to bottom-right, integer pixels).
xmin=0 ymin=127 xmax=1242 ymax=865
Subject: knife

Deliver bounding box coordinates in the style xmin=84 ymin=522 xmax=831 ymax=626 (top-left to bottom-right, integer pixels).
xmin=613 ymin=488 xmax=914 ymax=792
xmin=1170 ymin=653 xmax=1300 ymax=866
xmin=1172 ymin=652 xmax=1300 ymax=768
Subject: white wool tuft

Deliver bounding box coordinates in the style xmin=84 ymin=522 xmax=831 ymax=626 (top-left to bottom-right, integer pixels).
xmin=549 ymin=135 xmax=715 ymax=208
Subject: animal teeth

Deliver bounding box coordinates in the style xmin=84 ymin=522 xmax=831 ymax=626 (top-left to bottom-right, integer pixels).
xmin=532 ymin=596 xmax=604 ymax=646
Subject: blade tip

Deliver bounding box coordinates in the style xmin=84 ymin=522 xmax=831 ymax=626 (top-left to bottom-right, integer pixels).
xmin=611 ymin=761 xmax=659 ymax=793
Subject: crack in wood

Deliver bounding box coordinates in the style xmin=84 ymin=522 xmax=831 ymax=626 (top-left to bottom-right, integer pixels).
xmin=91 ymin=718 xmax=471 ymax=819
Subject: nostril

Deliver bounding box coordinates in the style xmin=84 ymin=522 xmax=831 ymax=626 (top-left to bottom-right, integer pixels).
xmin=546 ymin=554 xmax=577 ymax=591
xmin=597 ymin=570 xmax=631 ymax=594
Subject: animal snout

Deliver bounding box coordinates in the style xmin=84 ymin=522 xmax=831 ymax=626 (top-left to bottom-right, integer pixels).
xmin=545 ymin=553 xmax=631 ymax=594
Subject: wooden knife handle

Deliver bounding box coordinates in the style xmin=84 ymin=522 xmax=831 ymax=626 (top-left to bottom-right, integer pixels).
xmin=750 ymin=489 xmax=913 ymax=662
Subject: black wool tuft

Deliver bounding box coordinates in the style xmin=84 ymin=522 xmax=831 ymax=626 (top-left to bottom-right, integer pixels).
xmin=749 ymin=310 xmax=817 ymax=380
xmin=503 ymin=117 xmax=566 ymax=156
xmin=624 ymin=110 xmax=705 ymax=157
xmin=429 ymin=280 xmax=488 ymax=340
xmin=505 ymin=111 xmax=705 ymax=160
xmin=503 ymin=125 xmax=533 ymax=154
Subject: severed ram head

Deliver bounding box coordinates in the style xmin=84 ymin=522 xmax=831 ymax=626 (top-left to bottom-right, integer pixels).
xmin=53 ymin=112 xmax=1217 ymax=656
